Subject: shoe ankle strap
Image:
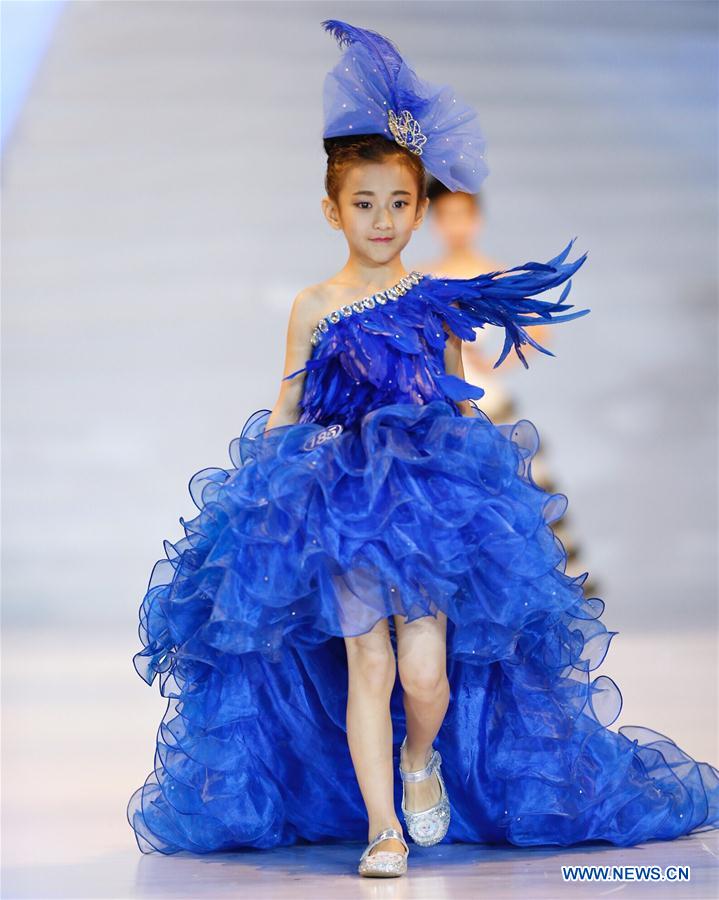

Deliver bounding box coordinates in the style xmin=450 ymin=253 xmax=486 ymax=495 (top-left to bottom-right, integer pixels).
xmin=399 ymin=738 xmax=440 ymax=783
xmin=368 ymin=827 xmax=408 ymax=855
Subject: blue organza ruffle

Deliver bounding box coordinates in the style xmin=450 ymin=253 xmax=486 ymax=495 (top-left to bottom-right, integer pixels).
xmin=127 ymin=399 xmax=719 ymax=854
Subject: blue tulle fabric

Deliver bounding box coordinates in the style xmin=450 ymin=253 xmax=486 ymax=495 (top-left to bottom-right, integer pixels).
xmin=127 ymin=240 xmax=719 ymax=854
xmin=321 ymin=19 xmax=489 ymax=192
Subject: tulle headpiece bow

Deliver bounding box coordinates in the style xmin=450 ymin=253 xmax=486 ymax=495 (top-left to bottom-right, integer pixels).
xmin=321 ymin=19 xmax=489 ymax=193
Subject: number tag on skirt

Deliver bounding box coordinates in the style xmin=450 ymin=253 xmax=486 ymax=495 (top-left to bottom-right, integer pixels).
xmin=302 ymin=423 xmax=343 ymax=452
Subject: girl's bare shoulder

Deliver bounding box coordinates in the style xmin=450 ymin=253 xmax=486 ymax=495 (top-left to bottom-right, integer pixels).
xmin=292 ymin=278 xmax=344 ymax=325
xmin=283 ymin=281 xmax=337 ymax=348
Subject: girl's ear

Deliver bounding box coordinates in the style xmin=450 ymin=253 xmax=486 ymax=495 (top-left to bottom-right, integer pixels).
xmin=321 ymin=195 xmax=343 ymax=231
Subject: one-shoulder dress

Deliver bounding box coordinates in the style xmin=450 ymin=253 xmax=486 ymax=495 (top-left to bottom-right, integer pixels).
xmin=127 ymin=238 xmax=719 ymax=854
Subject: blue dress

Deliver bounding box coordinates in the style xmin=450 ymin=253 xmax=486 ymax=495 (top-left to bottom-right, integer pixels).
xmin=127 ymin=239 xmax=719 ymax=854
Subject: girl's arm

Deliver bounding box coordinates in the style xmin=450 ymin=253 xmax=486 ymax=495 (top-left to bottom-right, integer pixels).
xmin=443 ymin=318 xmax=475 ymax=418
xmin=266 ymin=291 xmax=315 ymax=429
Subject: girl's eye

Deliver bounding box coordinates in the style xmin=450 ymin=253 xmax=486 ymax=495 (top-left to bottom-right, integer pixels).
xmin=354 ymin=201 xmax=408 ymax=209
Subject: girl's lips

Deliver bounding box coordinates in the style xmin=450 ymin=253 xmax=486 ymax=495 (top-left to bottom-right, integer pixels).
xmin=370 ymin=237 xmax=394 ymax=242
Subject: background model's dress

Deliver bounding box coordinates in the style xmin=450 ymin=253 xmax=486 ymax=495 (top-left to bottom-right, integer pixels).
xmin=127 ymin=240 xmax=719 ymax=854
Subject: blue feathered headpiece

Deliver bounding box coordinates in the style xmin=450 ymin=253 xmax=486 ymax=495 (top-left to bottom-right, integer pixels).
xmin=321 ymin=19 xmax=489 ymax=193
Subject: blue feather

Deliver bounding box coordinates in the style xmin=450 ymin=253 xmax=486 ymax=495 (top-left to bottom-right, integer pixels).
xmin=320 ymin=19 xmax=403 ymax=86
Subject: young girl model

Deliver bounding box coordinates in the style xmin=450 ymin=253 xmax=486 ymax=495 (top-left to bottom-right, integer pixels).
xmin=127 ymin=19 xmax=719 ymax=878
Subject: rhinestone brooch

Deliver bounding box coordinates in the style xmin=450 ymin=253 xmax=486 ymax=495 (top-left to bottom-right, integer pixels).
xmin=310 ymin=271 xmax=424 ymax=347
xmin=399 ymin=737 xmax=451 ymax=846
xmin=388 ymin=108 xmax=428 ymax=155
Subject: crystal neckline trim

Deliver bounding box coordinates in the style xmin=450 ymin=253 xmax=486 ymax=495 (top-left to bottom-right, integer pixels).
xmin=310 ymin=271 xmax=425 ymax=347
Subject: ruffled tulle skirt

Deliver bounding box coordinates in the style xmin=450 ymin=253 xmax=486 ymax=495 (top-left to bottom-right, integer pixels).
xmin=127 ymin=399 xmax=719 ymax=853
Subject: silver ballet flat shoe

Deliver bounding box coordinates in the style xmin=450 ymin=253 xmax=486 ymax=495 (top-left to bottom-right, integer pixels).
xmin=399 ymin=736 xmax=451 ymax=846
xmin=357 ymin=827 xmax=409 ymax=877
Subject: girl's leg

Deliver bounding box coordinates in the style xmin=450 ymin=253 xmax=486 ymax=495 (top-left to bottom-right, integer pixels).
xmin=344 ymin=616 xmax=405 ymax=854
xmin=394 ymin=610 xmax=450 ymax=812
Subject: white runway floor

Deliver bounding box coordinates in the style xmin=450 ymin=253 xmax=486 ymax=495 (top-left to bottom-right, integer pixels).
xmin=4 ymin=838 xmax=719 ymax=900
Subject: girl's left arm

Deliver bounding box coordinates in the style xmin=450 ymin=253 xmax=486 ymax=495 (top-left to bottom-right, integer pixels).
xmin=443 ymin=323 xmax=475 ymax=418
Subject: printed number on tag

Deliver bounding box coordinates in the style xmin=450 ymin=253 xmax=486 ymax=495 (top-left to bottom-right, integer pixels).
xmin=302 ymin=423 xmax=343 ymax=452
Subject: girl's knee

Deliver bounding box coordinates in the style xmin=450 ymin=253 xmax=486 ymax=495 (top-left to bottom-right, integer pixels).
xmin=395 ymin=614 xmax=449 ymax=698
xmin=345 ymin=626 xmax=396 ymax=694
xmin=398 ymin=656 xmax=448 ymax=699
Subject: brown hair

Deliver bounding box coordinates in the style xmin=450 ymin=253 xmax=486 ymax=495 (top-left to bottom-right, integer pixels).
xmin=427 ymin=175 xmax=482 ymax=212
xmin=323 ymin=134 xmax=427 ymax=207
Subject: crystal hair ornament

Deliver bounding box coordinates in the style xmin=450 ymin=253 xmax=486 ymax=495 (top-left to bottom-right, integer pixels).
xmin=321 ymin=19 xmax=489 ymax=192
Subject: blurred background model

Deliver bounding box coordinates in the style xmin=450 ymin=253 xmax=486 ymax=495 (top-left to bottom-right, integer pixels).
xmin=415 ymin=176 xmax=597 ymax=592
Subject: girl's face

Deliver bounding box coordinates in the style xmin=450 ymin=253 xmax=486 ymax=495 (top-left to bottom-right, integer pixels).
xmin=323 ymin=159 xmax=429 ymax=262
